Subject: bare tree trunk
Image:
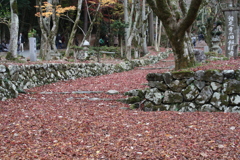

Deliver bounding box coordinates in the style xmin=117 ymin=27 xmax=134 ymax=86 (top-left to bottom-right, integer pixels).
xmin=0 ymin=26 xmax=8 ymax=41
xmin=123 ymin=0 xmax=129 ymax=59
xmin=38 ymin=0 xmax=60 ymax=60
xmin=79 ymin=3 xmax=100 ymax=47
xmin=50 ymin=5 xmax=60 ymax=54
xmin=154 ymin=17 xmax=162 ymax=51
xmin=124 ymin=0 xmax=141 ymax=60
xmin=38 ymin=0 xmax=51 ymax=59
xmin=9 ymin=0 xmax=19 ymax=58
xmin=83 ymin=0 xmax=88 ymax=33
xmin=148 ymin=11 xmax=154 ymax=46
xmin=134 ymin=48 xmax=139 ymax=58
xmin=120 ymin=36 xmax=124 ymax=57
xmin=141 ymin=0 xmax=148 ymax=55
xmin=65 ymin=0 xmax=83 ymax=57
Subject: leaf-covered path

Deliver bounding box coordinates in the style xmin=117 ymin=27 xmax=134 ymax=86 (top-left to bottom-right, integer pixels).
xmin=0 ymin=53 xmax=240 ymax=159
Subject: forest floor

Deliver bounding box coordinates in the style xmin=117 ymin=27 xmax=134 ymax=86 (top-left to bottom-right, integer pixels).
xmin=0 ymin=47 xmax=240 ymax=159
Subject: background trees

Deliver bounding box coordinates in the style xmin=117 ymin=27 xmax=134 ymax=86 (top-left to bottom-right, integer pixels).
xmin=35 ymin=0 xmax=76 ymax=59
xmin=193 ymin=0 xmax=225 ymax=51
xmin=1 ymin=0 xmax=238 ymax=70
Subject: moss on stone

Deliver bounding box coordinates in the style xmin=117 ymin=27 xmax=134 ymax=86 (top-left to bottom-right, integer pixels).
xmin=152 ymin=105 xmax=168 ymax=111
xmin=144 ymin=101 xmax=154 ymax=108
xmin=172 ymin=70 xmax=194 ymax=79
xmin=130 ymin=104 xmax=139 ymax=110
xmin=125 ymin=96 xmax=142 ymax=104
xmin=225 ymin=80 xmax=240 ymax=94
xmin=146 ymin=73 xmax=163 ymax=81
xmin=202 ymin=70 xmax=223 ymax=83
xmin=114 ymin=64 xmax=124 ymax=72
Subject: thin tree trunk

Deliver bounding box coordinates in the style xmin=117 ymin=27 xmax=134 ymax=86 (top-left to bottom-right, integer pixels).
xmin=95 ymin=15 xmax=101 ymax=63
xmin=148 ymin=11 xmax=154 ymax=46
xmin=50 ymin=1 xmax=60 ymax=54
xmin=79 ymin=3 xmax=100 ymax=47
xmin=157 ymin=21 xmax=162 ymax=50
xmin=83 ymin=0 xmax=88 ymax=33
xmin=125 ymin=0 xmax=141 ymax=60
xmin=141 ymin=0 xmax=148 ymax=55
xmin=65 ymin=0 xmax=83 ymax=57
xmin=38 ymin=0 xmax=51 ymax=59
xmin=123 ymin=0 xmax=129 ymax=59
xmin=154 ymin=17 xmax=162 ymax=51
xmin=134 ymin=48 xmax=139 ymax=58
xmin=120 ymin=36 xmax=124 ymax=57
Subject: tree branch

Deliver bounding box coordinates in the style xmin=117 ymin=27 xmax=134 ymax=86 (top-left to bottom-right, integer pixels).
xmin=147 ymin=0 xmax=176 ymax=27
xmin=179 ymin=0 xmax=187 ymax=16
xmin=178 ymin=0 xmax=203 ymax=35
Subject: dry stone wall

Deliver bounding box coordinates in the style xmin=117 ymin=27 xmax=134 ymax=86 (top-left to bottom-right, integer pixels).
xmin=143 ymin=70 xmax=240 ymax=112
xmin=0 ymin=53 xmax=169 ymax=101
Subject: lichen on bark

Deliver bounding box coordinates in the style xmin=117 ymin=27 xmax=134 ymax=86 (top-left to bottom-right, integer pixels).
xmin=11 ymin=0 xmax=18 ymax=14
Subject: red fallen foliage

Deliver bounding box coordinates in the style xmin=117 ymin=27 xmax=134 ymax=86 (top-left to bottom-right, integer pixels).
xmin=189 ymin=56 xmax=240 ymax=71
xmin=0 ymin=50 xmax=240 ymax=159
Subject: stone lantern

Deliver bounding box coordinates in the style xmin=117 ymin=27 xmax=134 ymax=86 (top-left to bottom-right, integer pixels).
xmin=82 ymin=40 xmax=90 ymax=59
xmin=211 ymin=37 xmax=222 ymax=53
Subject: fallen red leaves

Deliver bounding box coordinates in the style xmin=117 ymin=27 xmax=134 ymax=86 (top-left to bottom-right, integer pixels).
xmin=0 ymin=51 xmax=240 ymax=159
xmin=191 ymin=57 xmax=240 ymax=71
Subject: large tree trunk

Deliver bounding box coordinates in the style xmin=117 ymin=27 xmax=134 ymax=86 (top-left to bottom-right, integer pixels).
xmin=147 ymin=0 xmax=203 ymax=70
xmin=171 ymin=33 xmax=195 ymax=70
xmin=9 ymin=0 xmax=19 ymax=58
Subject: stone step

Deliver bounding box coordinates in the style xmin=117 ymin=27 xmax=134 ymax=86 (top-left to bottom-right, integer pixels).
xmin=66 ymin=97 xmax=113 ymax=101
xmin=37 ymin=91 xmax=104 ymax=94
xmin=161 ymin=60 xmax=175 ymax=62
xmin=138 ymin=65 xmax=175 ymax=70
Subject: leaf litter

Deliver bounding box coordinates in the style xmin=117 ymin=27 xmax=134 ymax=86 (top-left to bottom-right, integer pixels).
xmin=0 ymin=51 xmax=240 ymax=159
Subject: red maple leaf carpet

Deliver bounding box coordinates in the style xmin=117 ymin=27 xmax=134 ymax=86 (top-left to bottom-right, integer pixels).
xmin=0 ymin=52 xmax=240 ymax=159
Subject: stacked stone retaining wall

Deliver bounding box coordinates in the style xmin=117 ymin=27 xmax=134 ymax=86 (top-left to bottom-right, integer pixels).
xmin=0 ymin=52 xmax=169 ymax=101
xmin=143 ymin=70 xmax=240 ymax=112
